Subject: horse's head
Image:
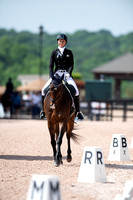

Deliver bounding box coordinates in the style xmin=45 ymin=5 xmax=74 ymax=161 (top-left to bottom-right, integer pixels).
xmin=49 ymin=74 xmax=64 ymax=107
xmin=51 ymin=74 xmax=64 ymax=90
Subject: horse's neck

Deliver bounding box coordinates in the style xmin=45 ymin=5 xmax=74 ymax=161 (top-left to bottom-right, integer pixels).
xmin=50 ymin=84 xmax=64 ymax=99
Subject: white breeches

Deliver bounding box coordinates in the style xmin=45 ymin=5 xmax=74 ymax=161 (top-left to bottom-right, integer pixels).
xmin=41 ymin=70 xmax=79 ymax=96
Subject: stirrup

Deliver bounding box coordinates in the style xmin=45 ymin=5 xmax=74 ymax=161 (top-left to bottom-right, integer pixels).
xmin=76 ymin=111 xmax=84 ymax=120
xmin=40 ymin=110 xmax=45 ymax=119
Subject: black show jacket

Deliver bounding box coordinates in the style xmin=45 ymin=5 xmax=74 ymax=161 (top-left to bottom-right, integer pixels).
xmin=49 ymin=48 xmax=74 ymax=77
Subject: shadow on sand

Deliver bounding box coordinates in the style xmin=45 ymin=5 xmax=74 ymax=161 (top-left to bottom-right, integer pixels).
xmin=105 ymin=163 xmax=133 ymax=170
xmin=0 ymin=154 xmax=55 ymax=161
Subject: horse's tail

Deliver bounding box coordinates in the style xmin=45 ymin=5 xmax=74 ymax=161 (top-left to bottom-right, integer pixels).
xmin=71 ymin=132 xmax=81 ymax=144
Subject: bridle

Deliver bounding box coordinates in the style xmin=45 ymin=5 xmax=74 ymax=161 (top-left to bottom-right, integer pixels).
xmin=50 ymin=95 xmax=60 ymax=104
xmin=49 ymin=82 xmax=64 ymax=107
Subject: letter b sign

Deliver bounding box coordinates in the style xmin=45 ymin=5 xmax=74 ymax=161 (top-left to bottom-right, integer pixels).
xmin=108 ymin=134 xmax=130 ymax=161
xmin=113 ymin=137 xmax=127 ymax=148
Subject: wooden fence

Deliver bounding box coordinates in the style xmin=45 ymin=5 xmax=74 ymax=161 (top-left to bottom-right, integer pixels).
xmin=81 ymin=99 xmax=133 ymax=121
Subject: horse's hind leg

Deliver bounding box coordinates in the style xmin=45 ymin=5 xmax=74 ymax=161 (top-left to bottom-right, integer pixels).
xmin=66 ymin=132 xmax=72 ymax=162
xmin=66 ymin=116 xmax=75 ymax=162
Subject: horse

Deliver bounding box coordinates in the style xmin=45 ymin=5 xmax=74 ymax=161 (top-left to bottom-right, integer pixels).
xmin=44 ymin=74 xmax=79 ymax=166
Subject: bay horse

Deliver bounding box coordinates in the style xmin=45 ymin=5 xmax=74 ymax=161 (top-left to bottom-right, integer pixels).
xmin=44 ymin=74 xmax=78 ymax=166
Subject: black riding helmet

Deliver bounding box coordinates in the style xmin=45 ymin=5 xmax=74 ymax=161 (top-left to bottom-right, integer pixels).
xmin=56 ymin=33 xmax=67 ymax=42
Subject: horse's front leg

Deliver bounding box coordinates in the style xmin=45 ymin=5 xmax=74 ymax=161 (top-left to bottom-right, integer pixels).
xmin=48 ymin=123 xmax=56 ymax=160
xmin=55 ymin=124 xmax=66 ymax=167
xmin=50 ymin=134 xmax=56 ymax=159
xmin=55 ymin=132 xmax=63 ymax=167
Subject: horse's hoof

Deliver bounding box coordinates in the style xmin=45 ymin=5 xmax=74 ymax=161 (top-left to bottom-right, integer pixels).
xmin=54 ymin=159 xmax=62 ymax=167
xmin=54 ymin=160 xmax=59 ymax=167
xmin=67 ymin=155 xmax=72 ymax=162
xmin=54 ymin=163 xmax=59 ymax=167
xmin=54 ymin=159 xmax=63 ymax=166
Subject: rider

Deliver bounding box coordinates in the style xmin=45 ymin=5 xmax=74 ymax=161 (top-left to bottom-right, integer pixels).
xmin=40 ymin=33 xmax=84 ymax=120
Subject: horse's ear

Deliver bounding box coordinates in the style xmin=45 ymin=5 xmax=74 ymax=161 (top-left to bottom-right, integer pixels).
xmin=52 ymin=75 xmax=56 ymax=80
xmin=60 ymin=74 xmax=64 ymax=81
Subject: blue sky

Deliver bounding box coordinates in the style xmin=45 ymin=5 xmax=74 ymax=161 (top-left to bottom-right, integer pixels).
xmin=0 ymin=0 xmax=133 ymax=36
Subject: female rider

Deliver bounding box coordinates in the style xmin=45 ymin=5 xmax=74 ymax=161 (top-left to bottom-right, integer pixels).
xmin=40 ymin=33 xmax=84 ymax=120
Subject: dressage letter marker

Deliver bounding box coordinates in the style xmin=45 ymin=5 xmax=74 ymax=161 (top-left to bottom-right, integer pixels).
xmin=108 ymin=134 xmax=130 ymax=161
xmin=78 ymin=146 xmax=106 ymax=183
xmin=27 ymin=175 xmax=61 ymax=200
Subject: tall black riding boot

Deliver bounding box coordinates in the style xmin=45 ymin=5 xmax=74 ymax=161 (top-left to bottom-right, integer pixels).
xmin=40 ymin=95 xmax=45 ymax=119
xmin=74 ymin=95 xmax=84 ymax=120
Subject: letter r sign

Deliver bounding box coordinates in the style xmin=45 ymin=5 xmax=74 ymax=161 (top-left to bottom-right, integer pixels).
xmin=84 ymin=150 xmax=103 ymax=165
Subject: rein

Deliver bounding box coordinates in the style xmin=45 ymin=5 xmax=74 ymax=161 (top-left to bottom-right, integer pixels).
xmin=50 ymin=95 xmax=60 ymax=104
